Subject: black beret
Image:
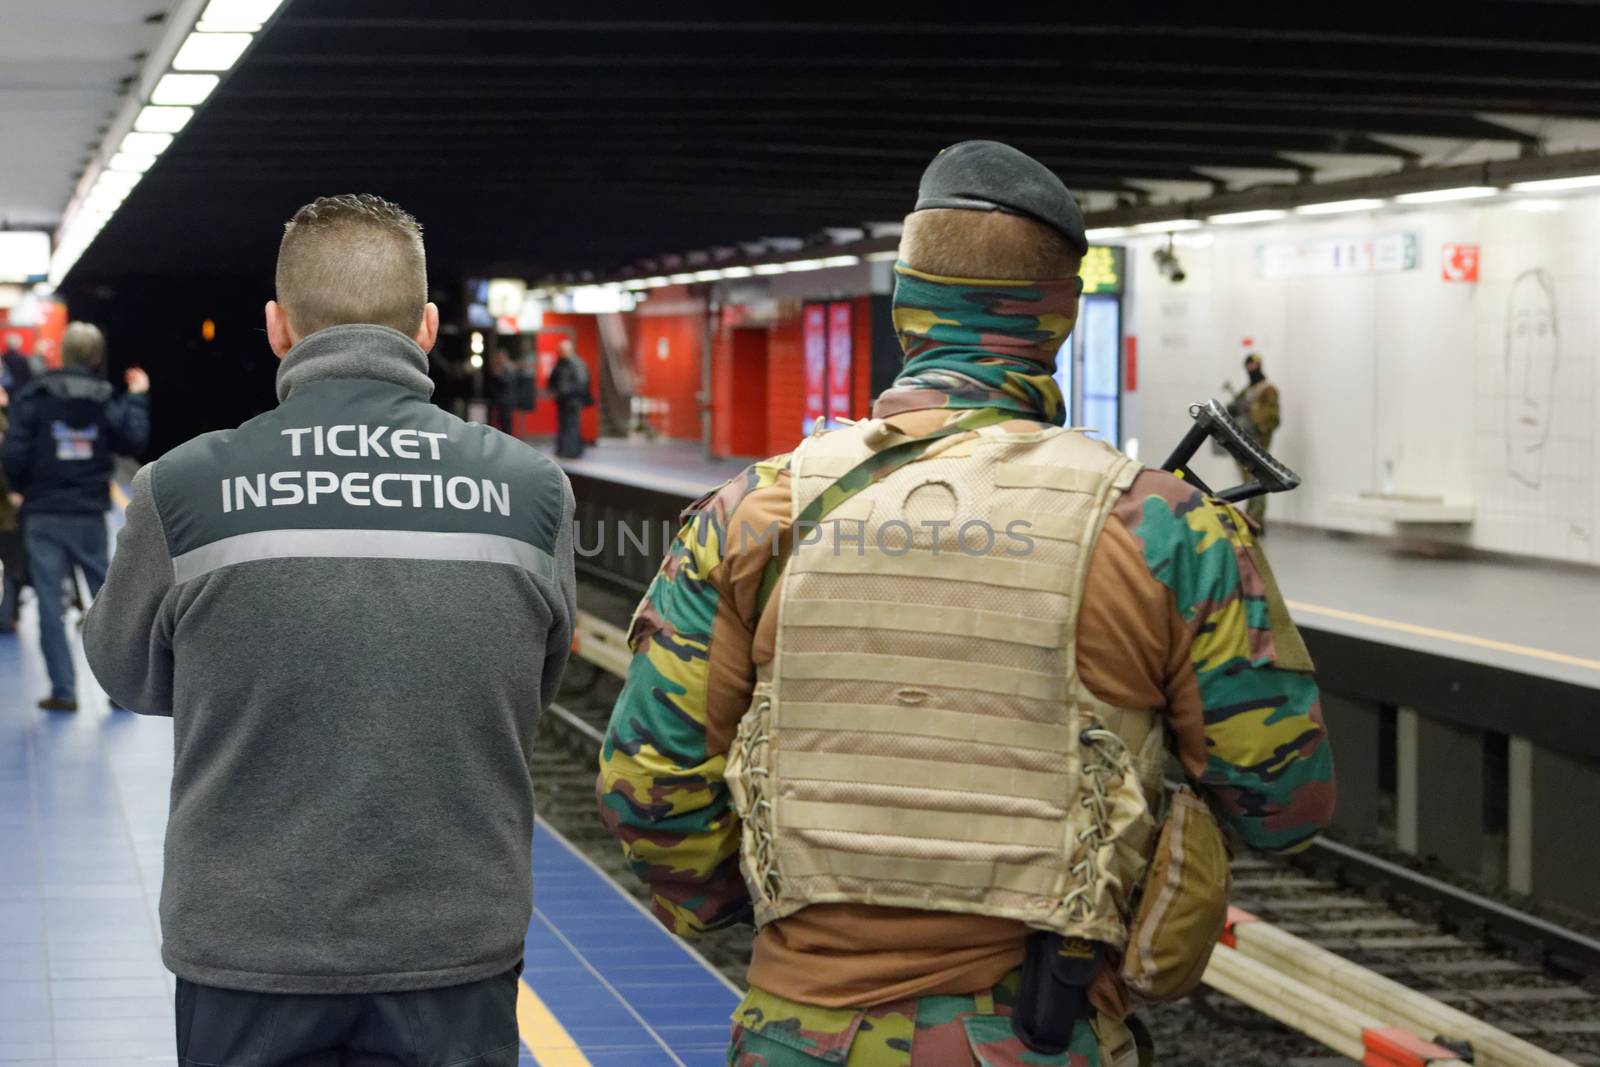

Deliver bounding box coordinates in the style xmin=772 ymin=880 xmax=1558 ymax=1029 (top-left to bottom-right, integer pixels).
xmin=913 ymin=140 xmax=1088 ymax=255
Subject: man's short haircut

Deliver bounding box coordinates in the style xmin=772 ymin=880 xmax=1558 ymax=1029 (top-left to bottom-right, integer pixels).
xmin=275 ymin=194 xmax=427 ymax=337
xmin=899 ymin=208 xmax=1082 ymax=280
xmin=61 ymin=322 xmax=106 ymax=371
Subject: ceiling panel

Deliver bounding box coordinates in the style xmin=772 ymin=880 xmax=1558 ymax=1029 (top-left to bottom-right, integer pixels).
xmin=0 ymin=0 xmax=184 ymax=229
xmin=63 ymin=2 xmax=1600 ymax=281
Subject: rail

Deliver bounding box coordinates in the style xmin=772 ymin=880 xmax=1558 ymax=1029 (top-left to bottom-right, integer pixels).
xmin=563 ymin=607 xmax=1584 ymax=1067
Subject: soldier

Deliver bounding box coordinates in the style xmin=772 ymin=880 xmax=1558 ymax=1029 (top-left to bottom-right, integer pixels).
xmin=1226 ymin=352 xmax=1281 ymax=530
xmin=599 ymin=141 xmax=1333 ymax=1066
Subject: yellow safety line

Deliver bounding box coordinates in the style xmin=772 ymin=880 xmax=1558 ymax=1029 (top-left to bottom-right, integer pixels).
xmin=110 ymin=481 xmax=130 ymax=510
xmin=1287 ymin=600 xmax=1600 ymax=674
xmin=516 ymin=978 xmax=594 ymax=1067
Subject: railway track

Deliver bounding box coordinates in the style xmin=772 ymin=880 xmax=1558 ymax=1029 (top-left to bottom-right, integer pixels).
xmin=552 ymin=578 xmax=1600 ymax=1066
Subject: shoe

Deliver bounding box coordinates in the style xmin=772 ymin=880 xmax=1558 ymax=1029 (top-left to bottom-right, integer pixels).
xmin=37 ymin=696 xmax=77 ymax=712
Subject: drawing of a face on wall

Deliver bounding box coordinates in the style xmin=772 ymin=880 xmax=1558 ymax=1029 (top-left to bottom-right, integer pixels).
xmin=1505 ymin=268 xmax=1558 ymax=489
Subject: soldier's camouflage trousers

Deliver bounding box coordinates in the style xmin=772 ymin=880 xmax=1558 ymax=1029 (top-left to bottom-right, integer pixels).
xmin=727 ymin=971 xmax=1153 ymax=1067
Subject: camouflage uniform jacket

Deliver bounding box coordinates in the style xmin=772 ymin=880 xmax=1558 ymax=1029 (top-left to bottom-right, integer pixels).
xmin=597 ymin=403 xmax=1334 ymax=1010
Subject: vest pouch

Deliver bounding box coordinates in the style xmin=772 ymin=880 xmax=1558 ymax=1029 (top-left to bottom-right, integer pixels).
xmin=726 ymin=682 xmax=780 ymax=916
xmin=1118 ymin=788 xmax=1231 ymax=1001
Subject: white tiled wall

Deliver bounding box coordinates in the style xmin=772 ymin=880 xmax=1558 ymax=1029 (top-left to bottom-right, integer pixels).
xmin=1122 ymin=196 xmax=1600 ymax=565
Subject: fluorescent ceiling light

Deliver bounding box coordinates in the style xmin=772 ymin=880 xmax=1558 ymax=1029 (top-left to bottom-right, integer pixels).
xmin=1085 ymin=227 xmax=1129 ymax=241
xmin=1131 ymin=218 xmax=1202 ymax=233
xmin=94 ymin=170 xmax=142 ymax=194
xmin=721 ymin=266 xmax=754 ymax=278
xmin=819 ymin=255 xmax=860 ymax=268
xmin=785 ymin=259 xmax=825 ymax=272
xmin=108 ymin=151 xmax=157 ymax=173
xmin=864 ymin=250 xmax=900 ymax=262
xmin=642 ymin=276 xmax=671 ymax=287
xmin=135 ymin=105 xmax=194 ymax=134
xmin=197 ymin=0 xmax=285 ymax=32
xmin=752 ymin=263 xmax=788 ymax=275
xmin=620 ymin=278 xmax=653 ymax=290
xmin=667 ymin=272 xmax=696 ymax=284
xmin=1508 ymin=173 xmax=1600 ymax=193
xmin=1394 ymin=186 xmax=1497 ymax=204
xmin=172 ymin=32 xmax=253 ymax=72
xmin=692 ymin=269 xmax=723 ymax=281
xmin=120 ymin=131 xmax=174 ymax=156
xmin=1295 ymin=198 xmax=1385 ymax=215
xmin=152 ymin=73 xmax=220 ymax=106
xmin=84 ymin=189 xmax=130 ymax=212
xmin=1207 ymin=209 xmax=1286 ymax=225
xmin=73 ymin=210 xmax=113 ymax=232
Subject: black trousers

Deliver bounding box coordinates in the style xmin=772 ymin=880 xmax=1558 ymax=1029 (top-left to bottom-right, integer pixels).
xmin=174 ymin=967 xmax=520 ymax=1067
xmin=554 ymin=399 xmax=585 ymax=458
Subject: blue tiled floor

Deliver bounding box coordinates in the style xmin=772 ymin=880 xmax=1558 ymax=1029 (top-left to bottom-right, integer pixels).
xmin=523 ymin=820 xmax=741 ymax=1066
xmin=0 ymin=560 xmax=174 ymax=1063
xmin=1 ymin=523 xmax=739 ymax=1064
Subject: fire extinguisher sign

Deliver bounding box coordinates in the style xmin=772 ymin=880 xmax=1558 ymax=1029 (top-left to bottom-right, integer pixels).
xmin=1442 ymin=244 xmax=1480 ymax=283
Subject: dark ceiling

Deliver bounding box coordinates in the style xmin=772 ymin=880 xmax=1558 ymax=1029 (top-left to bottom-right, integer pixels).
xmin=69 ymin=1 xmax=1600 ymax=284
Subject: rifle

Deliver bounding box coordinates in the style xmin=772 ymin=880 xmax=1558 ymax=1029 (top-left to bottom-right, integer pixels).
xmin=1161 ymin=398 xmax=1300 ymax=504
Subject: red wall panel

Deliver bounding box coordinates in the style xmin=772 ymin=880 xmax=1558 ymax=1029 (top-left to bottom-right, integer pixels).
xmin=766 ymin=311 xmax=806 ymax=457
xmin=852 ymin=294 xmax=874 ymax=419
xmin=631 ymin=311 xmax=704 ymax=441
xmin=518 ymin=313 xmax=600 ymax=441
xmin=726 ymin=328 xmax=769 ymax=457
xmin=711 ymin=325 xmax=735 ymax=457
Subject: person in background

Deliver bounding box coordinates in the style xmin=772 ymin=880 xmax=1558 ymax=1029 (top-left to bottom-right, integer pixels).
xmin=0 ymin=385 xmax=23 ymax=633
xmin=547 ymin=337 xmax=591 ymax=458
xmin=1225 ymin=352 xmax=1281 ymax=530
xmin=0 ymin=322 xmax=148 ymax=709
xmin=599 ymin=141 xmax=1332 ymax=1066
xmin=83 ymin=193 xmax=575 ymax=1064
xmin=488 ymin=346 xmax=517 ymax=433
xmin=1 ymin=332 xmax=33 ymax=394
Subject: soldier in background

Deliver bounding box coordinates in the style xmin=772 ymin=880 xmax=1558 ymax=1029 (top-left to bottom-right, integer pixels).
xmin=1226 ymin=352 xmax=1281 ymax=530
xmin=599 ymin=141 xmax=1332 ymax=1066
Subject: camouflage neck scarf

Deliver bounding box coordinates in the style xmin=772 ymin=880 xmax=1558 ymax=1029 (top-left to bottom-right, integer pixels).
xmin=877 ymin=261 xmax=1078 ymax=426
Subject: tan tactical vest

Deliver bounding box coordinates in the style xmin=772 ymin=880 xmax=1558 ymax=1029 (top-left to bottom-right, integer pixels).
xmin=726 ymin=418 xmax=1167 ymax=947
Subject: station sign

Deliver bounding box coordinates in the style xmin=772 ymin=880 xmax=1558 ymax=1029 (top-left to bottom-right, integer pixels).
xmin=1256 ymin=232 xmax=1417 ymax=279
xmin=1081 ymin=245 xmax=1124 ymax=295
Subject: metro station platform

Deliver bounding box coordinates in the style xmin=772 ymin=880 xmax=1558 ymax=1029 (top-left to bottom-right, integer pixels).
xmin=0 ymin=594 xmax=738 ymax=1065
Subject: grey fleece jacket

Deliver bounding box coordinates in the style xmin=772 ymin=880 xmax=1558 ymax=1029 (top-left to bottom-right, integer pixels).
xmin=83 ymin=324 xmax=576 ymax=994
